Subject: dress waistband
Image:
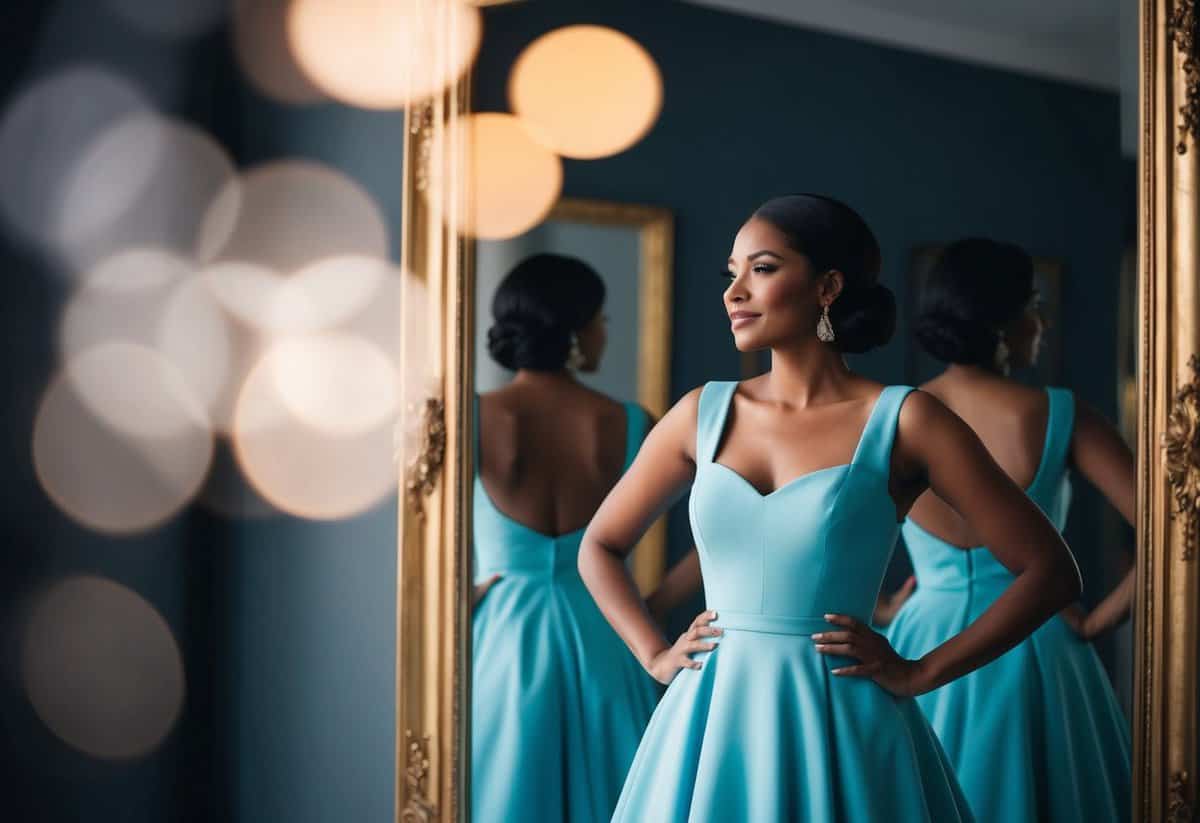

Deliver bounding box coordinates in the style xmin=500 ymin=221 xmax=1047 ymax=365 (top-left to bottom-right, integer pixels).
xmin=713 ymin=611 xmax=831 ymax=636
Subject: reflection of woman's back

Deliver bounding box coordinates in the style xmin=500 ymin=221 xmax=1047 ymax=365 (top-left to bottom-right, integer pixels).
xmin=471 ymin=254 xmax=659 ymax=823
xmin=885 ymin=238 xmax=1132 ymax=822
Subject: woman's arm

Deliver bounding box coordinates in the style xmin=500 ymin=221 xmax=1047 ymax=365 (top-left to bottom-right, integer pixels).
xmin=871 ymin=575 xmax=917 ymax=628
xmin=817 ymin=391 xmax=1082 ymax=696
xmin=640 ymin=395 xmax=710 ymax=624
xmin=645 ymin=548 xmax=703 ymax=624
xmin=1060 ymin=400 xmax=1136 ymax=639
xmin=1061 ymin=563 xmax=1134 ymax=640
xmin=579 ymin=389 xmax=719 ymax=684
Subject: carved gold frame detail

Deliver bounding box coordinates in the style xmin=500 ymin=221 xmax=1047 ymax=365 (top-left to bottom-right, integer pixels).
xmin=1136 ymin=1 xmax=1200 ymax=820
xmin=395 ymin=2 xmax=473 ymax=821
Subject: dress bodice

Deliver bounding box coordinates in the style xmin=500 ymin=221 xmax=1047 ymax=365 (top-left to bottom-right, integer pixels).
xmin=473 ymin=397 xmax=647 ymax=582
xmin=901 ymin=387 xmax=1075 ymax=591
xmin=688 ymin=382 xmax=914 ymax=633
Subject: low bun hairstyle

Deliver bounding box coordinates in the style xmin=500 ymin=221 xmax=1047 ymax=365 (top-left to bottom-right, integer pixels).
xmin=914 ymin=238 xmax=1034 ymax=366
xmin=751 ymin=194 xmax=895 ymax=354
xmin=486 ymin=253 xmax=606 ymax=371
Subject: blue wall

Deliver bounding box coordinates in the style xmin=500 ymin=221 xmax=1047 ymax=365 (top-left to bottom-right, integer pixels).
xmin=222 ymin=98 xmax=403 ymax=823
xmin=1 ymin=3 xmax=400 ymax=820
xmin=0 ymin=4 xmax=228 ymax=820
xmin=475 ymin=0 xmax=1134 ymax=639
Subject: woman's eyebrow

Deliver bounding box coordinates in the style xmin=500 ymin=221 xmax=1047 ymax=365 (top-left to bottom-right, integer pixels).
xmin=727 ymin=250 xmax=784 ymax=264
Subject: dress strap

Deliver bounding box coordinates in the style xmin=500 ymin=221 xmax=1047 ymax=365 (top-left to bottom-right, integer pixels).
xmin=622 ymin=401 xmax=649 ymax=470
xmin=1030 ymin=387 xmax=1075 ymax=493
xmin=696 ymin=381 xmax=738 ymax=464
xmin=850 ymin=385 xmax=916 ymax=474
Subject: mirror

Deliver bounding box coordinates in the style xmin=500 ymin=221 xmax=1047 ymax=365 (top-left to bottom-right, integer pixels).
xmin=459 ymin=4 xmax=1140 ymax=822
xmin=469 ymin=197 xmax=673 ymax=819
xmin=472 ymin=198 xmax=673 ymax=593
xmin=395 ymin=1 xmax=1200 ymax=821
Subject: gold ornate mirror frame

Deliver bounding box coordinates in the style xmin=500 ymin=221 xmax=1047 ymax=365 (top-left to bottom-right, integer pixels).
xmin=1136 ymin=2 xmax=1200 ymax=820
xmin=396 ymin=2 xmax=1200 ymax=820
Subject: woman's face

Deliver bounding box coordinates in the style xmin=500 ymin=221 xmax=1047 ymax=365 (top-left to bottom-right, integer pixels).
xmin=1003 ymin=290 xmax=1045 ymax=370
xmin=575 ymin=305 xmax=607 ymax=372
xmin=724 ymin=218 xmax=834 ymax=352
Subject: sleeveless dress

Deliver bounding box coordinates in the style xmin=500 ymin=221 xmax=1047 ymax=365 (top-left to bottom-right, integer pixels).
xmin=612 ymin=382 xmax=973 ymax=822
xmin=471 ymin=398 xmax=661 ymax=823
xmin=885 ymin=387 xmax=1131 ymax=822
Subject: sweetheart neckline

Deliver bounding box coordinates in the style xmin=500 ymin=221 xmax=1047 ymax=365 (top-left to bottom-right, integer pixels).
xmin=709 ymin=461 xmax=851 ymax=499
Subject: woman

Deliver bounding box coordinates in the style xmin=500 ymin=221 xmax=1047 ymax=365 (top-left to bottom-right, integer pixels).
xmin=471 ymin=254 xmax=660 ymax=823
xmin=881 ymin=237 xmax=1133 ymax=822
xmin=578 ymin=195 xmax=1082 ymax=822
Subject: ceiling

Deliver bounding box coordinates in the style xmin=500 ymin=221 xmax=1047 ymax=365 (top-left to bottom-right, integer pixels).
xmin=682 ymin=0 xmax=1123 ymax=91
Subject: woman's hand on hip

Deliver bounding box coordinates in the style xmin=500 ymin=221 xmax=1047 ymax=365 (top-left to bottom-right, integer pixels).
xmin=814 ymin=613 xmax=931 ymax=697
xmin=473 ymin=573 xmax=502 ymax=607
xmin=645 ymin=609 xmax=722 ymax=685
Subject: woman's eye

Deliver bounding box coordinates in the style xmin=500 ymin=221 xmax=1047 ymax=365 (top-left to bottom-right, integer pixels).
xmin=720 ymin=269 xmax=736 ymax=281
xmin=752 ymin=264 xmax=777 ymax=274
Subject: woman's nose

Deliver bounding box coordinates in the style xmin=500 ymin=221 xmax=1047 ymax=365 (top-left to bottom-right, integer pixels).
xmin=725 ymin=276 xmax=748 ymax=302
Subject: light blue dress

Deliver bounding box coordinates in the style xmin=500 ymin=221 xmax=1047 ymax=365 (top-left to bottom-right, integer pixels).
xmin=613 ymin=382 xmax=973 ymax=822
xmin=471 ymin=398 xmax=661 ymax=823
xmin=886 ymin=387 xmax=1131 ymax=822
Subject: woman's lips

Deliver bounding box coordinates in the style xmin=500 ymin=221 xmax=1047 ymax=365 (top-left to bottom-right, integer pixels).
xmin=729 ymin=311 xmax=761 ymax=329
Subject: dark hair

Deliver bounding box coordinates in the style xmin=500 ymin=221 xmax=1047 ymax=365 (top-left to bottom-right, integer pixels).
xmin=486 ymin=253 xmax=606 ymax=371
xmin=751 ymin=194 xmax=895 ymax=354
xmin=914 ymin=237 xmax=1035 ymax=365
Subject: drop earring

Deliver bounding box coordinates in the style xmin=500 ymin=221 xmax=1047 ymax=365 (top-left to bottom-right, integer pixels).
xmin=993 ymin=330 xmax=1011 ymax=376
xmin=816 ymin=304 xmax=836 ymax=343
xmin=567 ymin=332 xmax=586 ymax=370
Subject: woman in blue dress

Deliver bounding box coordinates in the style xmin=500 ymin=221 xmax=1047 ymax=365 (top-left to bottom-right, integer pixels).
xmin=471 ymin=254 xmax=661 ymax=823
xmin=879 ymin=237 xmax=1132 ymax=822
xmin=578 ymin=195 xmax=1083 ymax=822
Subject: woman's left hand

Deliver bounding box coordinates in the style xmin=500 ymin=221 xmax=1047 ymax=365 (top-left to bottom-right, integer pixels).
xmin=814 ymin=614 xmax=930 ymax=697
xmin=1059 ymin=603 xmax=1093 ymax=640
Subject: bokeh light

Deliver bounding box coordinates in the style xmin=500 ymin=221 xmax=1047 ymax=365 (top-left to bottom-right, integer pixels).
xmin=201 ymin=255 xmax=389 ymax=336
xmin=232 ymin=344 xmax=397 ymax=520
xmin=268 ymin=334 xmax=398 ymax=435
xmin=195 ymin=310 xmax=271 ymax=436
xmin=199 ymin=260 xmax=289 ymax=332
xmin=60 ymin=249 xmax=233 ymax=426
xmin=197 ymin=160 xmax=389 ymax=273
xmin=273 ymin=254 xmax=390 ymax=334
xmin=104 ymin=0 xmax=227 ymax=39
xmin=509 ymin=25 xmax=662 ymax=159
xmin=286 ymin=0 xmax=482 ymax=109
xmin=197 ymin=441 xmax=282 ymax=520
xmin=33 ymin=343 xmax=213 ymax=534
xmin=22 ymin=576 xmax=185 ymax=759
xmin=56 ymin=113 xmax=235 ymax=273
xmin=453 ymin=113 xmax=561 ymax=239
xmin=232 ymin=0 xmax=329 ymax=105
xmin=0 ymin=67 xmax=148 ymax=258
xmin=335 ymin=265 xmax=433 ymax=392
xmin=339 ymin=266 xmax=403 ymax=365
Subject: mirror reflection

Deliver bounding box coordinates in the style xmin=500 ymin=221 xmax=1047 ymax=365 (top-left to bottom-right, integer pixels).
xmin=471 ymin=200 xmax=673 ymax=820
xmin=467 ymin=2 xmax=1136 ymax=822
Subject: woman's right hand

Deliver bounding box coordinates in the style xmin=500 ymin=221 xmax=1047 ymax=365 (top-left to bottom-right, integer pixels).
xmin=645 ymin=610 xmax=722 ymax=685
xmin=873 ymin=576 xmax=917 ymax=627
xmin=473 ymin=573 xmax=502 ymax=607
